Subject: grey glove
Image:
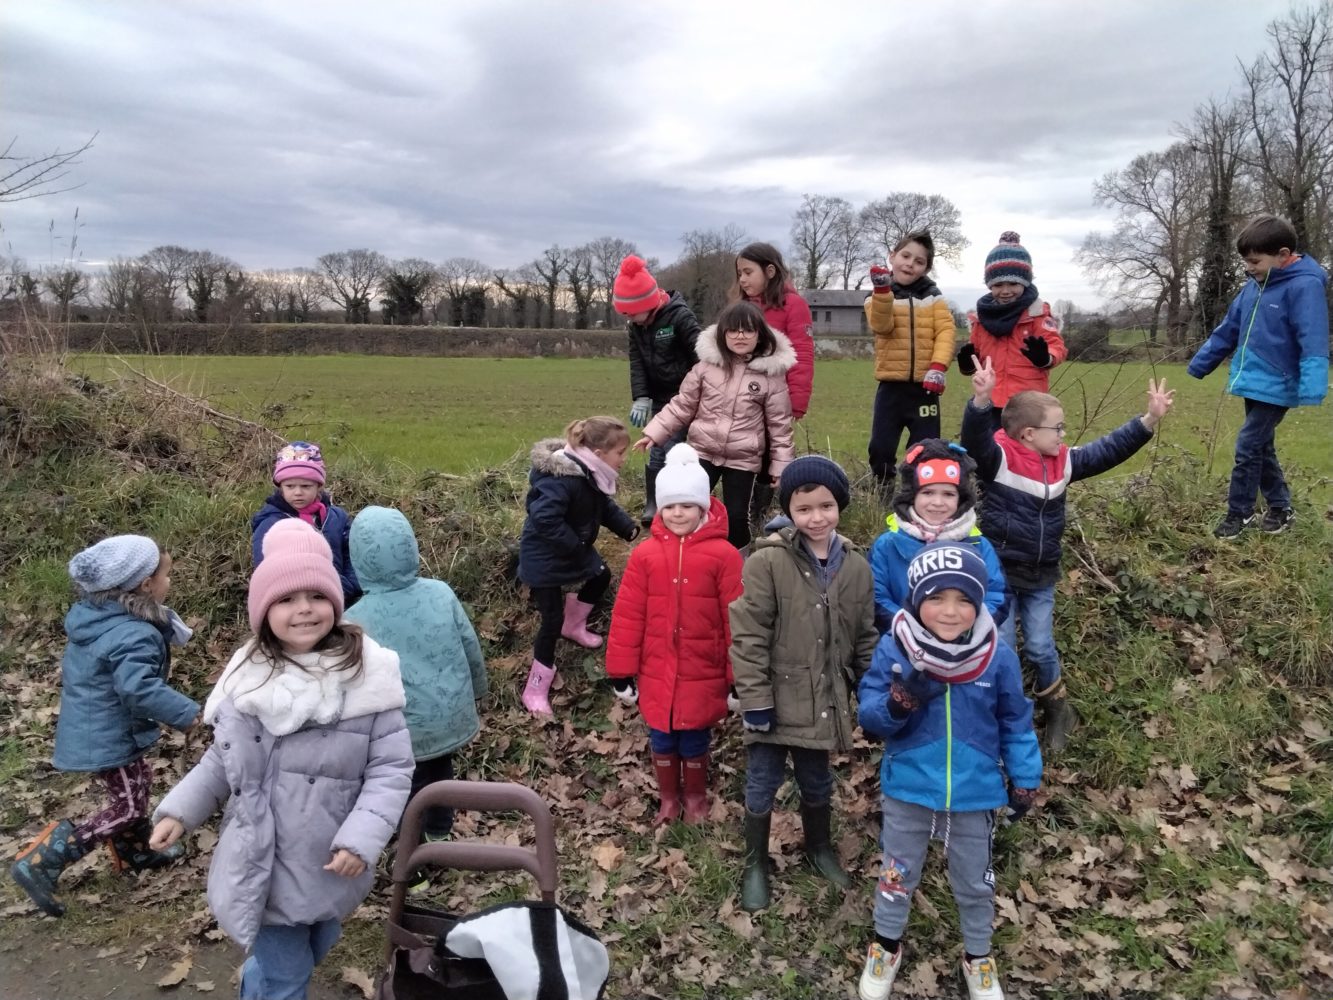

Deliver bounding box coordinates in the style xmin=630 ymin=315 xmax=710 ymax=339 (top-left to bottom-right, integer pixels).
xmin=629 ymin=397 xmax=652 ymax=428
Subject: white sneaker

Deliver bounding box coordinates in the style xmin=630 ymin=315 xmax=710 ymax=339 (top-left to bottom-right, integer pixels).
xmin=962 ymin=955 xmax=1004 ymax=1000
xmin=858 ymin=942 xmax=901 ymax=1000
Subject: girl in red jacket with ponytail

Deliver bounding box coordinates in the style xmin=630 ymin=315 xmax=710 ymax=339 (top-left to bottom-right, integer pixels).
xmin=606 ymin=444 xmax=744 ymax=827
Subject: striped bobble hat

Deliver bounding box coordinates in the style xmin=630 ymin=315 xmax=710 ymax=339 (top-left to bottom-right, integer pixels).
xmin=983 ymin=231 xmax=1033 ymax=288
xmin=612 ymin=255 xmax=667 ymax=316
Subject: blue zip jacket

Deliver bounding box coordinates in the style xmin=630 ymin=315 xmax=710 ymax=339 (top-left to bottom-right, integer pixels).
xmin=53 ymin=601 xmax=200 ymax=772
xmin=858 ymin=629 xmax=1041 ymax=812
xmin=344 ymin=506 xmax=488 ymax=760
xmin=251 ymin=491 xmax=360 ymax=605
xmin=1187 ymin=254 xmax=1329 ymax=407
xmin=869 ymin=514 xmax=1008 ymax=632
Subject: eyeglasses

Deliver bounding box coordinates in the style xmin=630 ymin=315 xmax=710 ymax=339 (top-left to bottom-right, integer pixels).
xmin=1034 ymin=423 xmax=1066 ymax=434
xmin=724 ymin=329 xmax=758 ymax=337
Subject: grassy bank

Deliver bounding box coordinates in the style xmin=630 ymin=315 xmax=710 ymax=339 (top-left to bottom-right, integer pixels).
xmin=2 ymin=357 xmax=1331 ymax=999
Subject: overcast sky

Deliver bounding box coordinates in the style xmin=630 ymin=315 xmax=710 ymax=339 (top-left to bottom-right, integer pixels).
xmin=1 ymin=1 xmax=1291 ymax=308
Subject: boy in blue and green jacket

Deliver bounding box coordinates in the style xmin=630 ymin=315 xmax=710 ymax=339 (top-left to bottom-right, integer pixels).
xmin=855 ymin=542 xmax=1041 ymax=1000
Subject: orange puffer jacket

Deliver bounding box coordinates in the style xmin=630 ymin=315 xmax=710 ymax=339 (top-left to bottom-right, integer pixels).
xmin=864 ymin=287 xmax=957 ymax=382
xmin=966 ymin=299 xmax=1067 ymax=407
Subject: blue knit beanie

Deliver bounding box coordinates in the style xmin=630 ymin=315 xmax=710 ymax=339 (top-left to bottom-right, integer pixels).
xmin=984 ymin=231 xmax=1033 ymax=288
xmin=69 ymin=535 xmax=161 ymax=594
xmin=778 ymin=455 xmax=851 ymax=514
xmin=906 ymin=542 xmax=987 ymax=613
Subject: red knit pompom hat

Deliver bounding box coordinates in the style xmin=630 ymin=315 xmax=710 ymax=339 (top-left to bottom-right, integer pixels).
xmin=613 ymin=255 xmax=667 ymax=316
xmin=247 ymin=519 xmax=344 ymax=633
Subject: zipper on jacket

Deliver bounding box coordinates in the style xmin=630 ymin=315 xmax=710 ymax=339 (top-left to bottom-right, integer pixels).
xmin=908 ymin=298 xmax=917 ymax=377
xmin=944 ymin=685 xmax=953 ymax=810
xmin=1228 ymin=272 xmax=1270 ymax=395
xmin=1037 ymin=461 xmax=1048 ymax=562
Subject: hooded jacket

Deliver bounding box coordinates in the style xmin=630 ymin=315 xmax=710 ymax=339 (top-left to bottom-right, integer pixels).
xmin=251 ymin=491 xmax=360 ymax=605
xmin=517 ymin=440 xmax=638 ymax=589
xmin=344 ymin=506 xmax=488 ymax=760
xmin=154 ymin=635 xmax=412 ymax=950
xmin=642 ymin=326 xmax=797 ymax=477
xmin=859 ymin=629 xmax=1041 ymax=812
xmin=747 ymin=286 xmax=815 ymax=419
xmin=864 ymin=279 xmax=957 ymax=383
xmin=605 ymin=497 xmax=744 ymax=733
xmin=729 ymin=528 xmax=878 ymax=752
xmin=627 ymin=291 xmax=703 ymax=408
xmin=965 ymin=298 xmax=1067 ymax=408
xmin=53 ymin=600 xmax=200 ymax=772
xmin=1187 ymin=254 xmax=1329 ymax=408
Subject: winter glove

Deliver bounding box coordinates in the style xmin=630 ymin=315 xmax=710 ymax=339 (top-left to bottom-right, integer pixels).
xmin=887 ymin=663 xmax=943 ymax=718
xmin=610 ymin=677 xmax=638 ymax=705
xmin=1020 ymin=335 xmax=1052 ymax=368
xmin=869 ymin=265 xmax=893 ymax=293
xmin=727 ymin=686 xmax=741 ymax=714
xmin=922 ymin=363 xmax=947 ymax=395
xmin=1005 ymin=784 xmax=1038 ymax=823
xmin=629 ymin=396 xmax=652 ymax=428
xmin=956 ymin=342 xmax=979 ymax=376
xmin=742 ymin=708 xmax=775 ymax=733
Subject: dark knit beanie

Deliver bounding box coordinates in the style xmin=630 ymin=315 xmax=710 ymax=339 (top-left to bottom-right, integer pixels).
xmin=984 ymin=231 xmax=1033 ymax=288
xmin=892 ymin=439 xmax=978 ymax=523
xmin=778 ymin=455 xmax=851 ymax=514
xmin=907 ymin=542 xmax=988 ymax=614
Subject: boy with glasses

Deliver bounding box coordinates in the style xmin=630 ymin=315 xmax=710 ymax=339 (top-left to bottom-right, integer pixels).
xmin=959 ymin=358 xmax=1174 ymax=751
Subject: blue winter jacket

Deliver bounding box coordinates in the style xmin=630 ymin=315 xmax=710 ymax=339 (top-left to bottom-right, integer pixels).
xmin=1187 ymin=254 xmax=1329 ymax=408
xmin=344 ymin=506 xmax=489 ymax=760
xmin=960 ymin=400 xmax=1154 ymax=573
xmin=869 ymin=515 xmax=1007 ymax=633
xmin=53 ymin=601 xmax=200 ymax=772
xmin=251 ymin=491 xmax=360 ymax=605
xmin=858 ymin=629 xmax=1041 ymax=812
xmin=518 ymin=439 xmax=638 ymax=588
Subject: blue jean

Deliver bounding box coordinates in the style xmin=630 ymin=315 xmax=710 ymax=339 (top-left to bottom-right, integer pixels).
xmin=649 ymin=727 xmax=711 ymax=758
xmin=1227 ymin=398 xmax=1291 ymax=517
xmin=239 ymin=919 xmax=342 ymax=1000
xmin=744 ymin=743 xmax=833 ymax=813
xmin=998 ymin=583 xmax=1061 ymax=691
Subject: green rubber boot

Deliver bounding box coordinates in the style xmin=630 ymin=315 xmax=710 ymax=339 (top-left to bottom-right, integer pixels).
xmin=740 ymin=810 xmax=771 ymax=912
xmin=800 ymin=801 xmax=851 ymax=889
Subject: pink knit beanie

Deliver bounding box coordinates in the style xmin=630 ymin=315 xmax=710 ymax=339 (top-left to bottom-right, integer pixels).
xmin=273 ymin=441 xmax=327 ymax=485
xmin=247 ymin=519 xmax=344 ymax=633
xmin=612 ymin=255 xmax=668 ymax=316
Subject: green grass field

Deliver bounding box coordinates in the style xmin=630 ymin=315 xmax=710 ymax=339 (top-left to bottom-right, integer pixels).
xmin=73 ymin=353 xmax=1333 ymax=501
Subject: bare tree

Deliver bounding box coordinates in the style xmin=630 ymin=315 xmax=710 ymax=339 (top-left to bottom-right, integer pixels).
xmin=0 ymin=133 xmax=96 ymax=202
xmin=183 ymin=250 xmax=240 ymax=322
xmin=531 ymin=245 xmax=570 ymax=327
xmin=1240 ymin=2 xmax=1333 ymax=263
xmin=859 ymin=192 xmax=970 ymax=268
xmin=318 ymin=249 xmax=388 ymax=323
xmin=493 ymin=265 xmax=539 ymax=328
xmin=438 ymin=257 xmax=490 ymax=324
xmin=140 ymin=245 xmax=193 ymax=317
xmin=251 ymin=269 xmax=294 ymax=322
xmin=289 ymin=268 xmax=322 ymax=322
xmin=829 ymin=209 xmax=870 ymax=289
xmin=567 ymin=245 xmax=596 ymax=329
xmin=41 ymin=266 xmax=90 ymax=320
xmin=587 ymin=236 xmax=638 ymax=326
xmin=99 ymin=257 xmax=152 ymax=318
xmin=659 ymin=225 xmax=747 ymax=319
xmin=789 ymin=194 xmax=853 ymax=289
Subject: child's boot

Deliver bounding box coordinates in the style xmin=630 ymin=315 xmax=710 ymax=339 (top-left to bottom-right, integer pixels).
xmin=641 ymin=468 xmax=659 ymax=527
xmin=652 ymin=753 xmax=681 ymax=827
xmin=961 ymin=954 xmax=1005 ymax=1000
xmin=681 ymin=752 xmax=710 ymax=824
xmin=521 ymin=659 xmax=557 ymax=718
xmin=10 ymin=819 xmax=88 ymax=917
xmin=739 ymin=809 xmax=771 ymax=912
xmin=1035 ymin=679 xmax=1074 ymax=752
xmin=559 ymin=593 xmax=603 ymax=648
xmin=800 ymin=801 xmax=851 ymax=888
xmin=858 ymin=941 xmax=903 ymax=1000
xmin=107 ymin=818 xmax=185 ymax=873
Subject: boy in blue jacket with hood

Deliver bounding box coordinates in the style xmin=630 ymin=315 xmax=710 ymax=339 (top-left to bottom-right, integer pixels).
xmin=1187 ymin=214 xmax=1329 ymax=539
xmin=857 ymin=542 xmax=1041 ymax=1000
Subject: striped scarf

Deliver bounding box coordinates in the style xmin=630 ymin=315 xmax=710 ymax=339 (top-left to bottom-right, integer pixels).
xmin=891 ymin=606 xmax=997 ymax=684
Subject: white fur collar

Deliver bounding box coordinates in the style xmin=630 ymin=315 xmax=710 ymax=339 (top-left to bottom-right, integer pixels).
xmin=204 ymin=633 xmax=405 ymax=735
xmin=694 ymin=324 xmax=796 ymax=375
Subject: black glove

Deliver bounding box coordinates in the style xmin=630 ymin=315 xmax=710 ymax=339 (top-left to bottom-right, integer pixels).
xmin=1020 ymin=335 xmax=1052 ymax=368
xmin=887 ymin=663 xmax=943 ymax=718
xmin=1006 ymin=784 xmax=1038 ymax=822
xmin=956 ymin=342 xmax=979 ymax=376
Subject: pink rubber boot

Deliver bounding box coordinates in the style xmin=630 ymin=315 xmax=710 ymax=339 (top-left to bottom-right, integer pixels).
xmin=521 ymin=659 xmax=556 ymax=717
xmin=559 ymin=592 xmax=602 ymax=648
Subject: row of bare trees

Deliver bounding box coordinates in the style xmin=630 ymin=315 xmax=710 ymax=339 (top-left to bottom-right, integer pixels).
xmin=1078 ymin=2 xmax=1333 ymax=346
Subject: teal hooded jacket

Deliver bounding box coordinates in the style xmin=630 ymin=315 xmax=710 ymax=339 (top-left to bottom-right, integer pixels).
xmin=344 ymin=506 xmax=487 ymax=760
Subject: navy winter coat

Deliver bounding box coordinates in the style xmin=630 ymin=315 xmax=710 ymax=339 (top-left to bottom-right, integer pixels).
xmin=628 ymin=291 xmax=703 ymax=407
xmin=251 ymin=491 xmax=360 ymax=604
xmin=517 ymin=439 xmax=638 ymax=589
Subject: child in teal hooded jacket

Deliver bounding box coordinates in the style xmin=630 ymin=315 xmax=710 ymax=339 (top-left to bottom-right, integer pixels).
xmin=345 ymin=506 xmax=487 ymax=838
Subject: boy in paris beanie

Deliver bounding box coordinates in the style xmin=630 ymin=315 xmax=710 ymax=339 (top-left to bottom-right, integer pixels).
xmin=273 ymin=441 xmax=327 ymax=485
xmin=247 ymin=519 xmax=344 ymax=632
xmin=653 ymin=443 xmax=711 ymax=509
xmin=613 ymin=255 xmax=668 ymax=317
xmin=778 ymin=455 xmax=851 ymax=514
xmin=983 ymin=231 xmax=1033 ymax=288
xmin=68 ymin=535 xmax=161 ymax=594
xmin=906 ymin=542 xmax=987 ymax=615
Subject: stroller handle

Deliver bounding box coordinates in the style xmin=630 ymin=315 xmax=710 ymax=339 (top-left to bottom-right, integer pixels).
xmin=393 ymin=780 xmax=558 ymax=900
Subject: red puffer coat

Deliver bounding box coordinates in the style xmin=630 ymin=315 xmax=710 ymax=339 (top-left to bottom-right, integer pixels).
xmin=605 ymin=497 xmax=744 ymax=732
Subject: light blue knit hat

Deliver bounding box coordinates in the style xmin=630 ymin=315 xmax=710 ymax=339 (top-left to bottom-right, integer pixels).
xmin=69 ymin=535 xmax=161 ymax=593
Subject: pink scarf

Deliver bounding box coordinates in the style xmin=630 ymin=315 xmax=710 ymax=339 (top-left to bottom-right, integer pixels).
xmin=563 ymin=445 xmax=619 ymax=496
xmin=295 ymin=499 xmax=327 ymax=527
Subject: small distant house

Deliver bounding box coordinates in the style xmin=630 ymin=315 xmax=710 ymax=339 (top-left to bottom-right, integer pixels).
xmin=802 ymin=289 xmax=869 ymax=334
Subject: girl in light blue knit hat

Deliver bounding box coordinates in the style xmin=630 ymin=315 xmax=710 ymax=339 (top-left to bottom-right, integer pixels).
xmin=10 ymin=535 xmax=201 ymax=918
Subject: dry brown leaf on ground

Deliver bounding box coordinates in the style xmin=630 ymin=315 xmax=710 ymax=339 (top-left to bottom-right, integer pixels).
xmin=591 ymin=839 xmax=625 ymax=871
xmin=341 ymin=966 xmax=374 ymax=999
xmin=156 ymin=954 xmax=193 ymax=988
